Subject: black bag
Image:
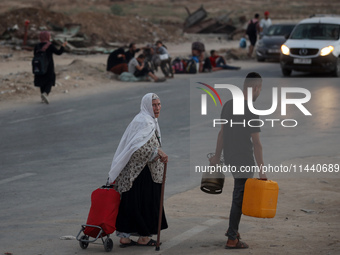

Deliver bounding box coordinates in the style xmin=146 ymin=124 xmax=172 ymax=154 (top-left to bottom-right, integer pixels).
xmin=186 ymin=59 xmax=197 ymax=74
xmin=246 ymin=19 xmax=258 ymax=36
xmin=32 ymin=50 xmax=49 ymax=75
xmin=172 ymin=58 xmax=185 ymax=74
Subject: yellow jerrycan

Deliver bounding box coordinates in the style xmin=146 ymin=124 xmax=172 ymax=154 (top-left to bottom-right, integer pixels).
xmin=242 ymin=178 xmax=279 ymax=218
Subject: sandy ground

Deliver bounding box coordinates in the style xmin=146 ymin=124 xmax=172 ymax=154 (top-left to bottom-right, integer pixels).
xmin=165 ymin=155 xmax=340 ymax=254
xmin=0 ymin=38 xmax=244 ymax=109
xmin=1 ymin=38 xmax=340 ymax=254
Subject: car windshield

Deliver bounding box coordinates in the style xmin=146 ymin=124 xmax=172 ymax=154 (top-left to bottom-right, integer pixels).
xmin=290 ymin=23 xmax=340 ymax=40
xmin=266 ymin=25 xmax=295 ymax=36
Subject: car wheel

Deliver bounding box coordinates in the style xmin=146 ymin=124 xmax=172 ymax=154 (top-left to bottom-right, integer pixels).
xmin=331 ymin=57 xmax=340 ymax=77
xmin=257 ymin=57 xmax=265 ymax=62
xmin=282 ymin=68 xmax=292 ymax=77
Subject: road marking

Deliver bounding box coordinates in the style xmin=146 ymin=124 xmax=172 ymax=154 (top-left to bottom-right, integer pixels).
xmin=9 ymin=109 xmax=75 ymax=124
xmin=0 ymin=173 xmax=36 ymax=185
xmin=145 ymin=218 xmax=223 ymax=253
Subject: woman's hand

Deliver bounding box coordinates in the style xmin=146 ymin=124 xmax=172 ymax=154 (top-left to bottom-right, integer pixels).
xmin=158 ymin=149 xmax=168 ymax=164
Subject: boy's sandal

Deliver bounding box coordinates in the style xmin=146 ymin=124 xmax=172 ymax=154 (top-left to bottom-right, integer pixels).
xmin=225 ymin=232 xmax=241 ymax=239
xmin=225 ymin=240 xmax=249 ymax=249
xmin=119 ymin=240 xmax=137 ymax=248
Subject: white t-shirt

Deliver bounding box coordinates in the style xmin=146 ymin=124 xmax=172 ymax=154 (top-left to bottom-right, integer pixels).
xmin=260 ymin=18 xmax=272 ymax=34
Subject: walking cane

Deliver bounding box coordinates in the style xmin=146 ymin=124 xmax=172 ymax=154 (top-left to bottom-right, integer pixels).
xmin=155 ymin=162 xmax=167 ymax=251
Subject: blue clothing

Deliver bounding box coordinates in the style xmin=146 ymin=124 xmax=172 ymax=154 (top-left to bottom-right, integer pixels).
xmin=192 ymin=56 xmax=199 ymax=63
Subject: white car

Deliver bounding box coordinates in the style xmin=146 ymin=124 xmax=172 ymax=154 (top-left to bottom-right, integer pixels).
xmin=280 ymin=15 xmax=340 ymax=77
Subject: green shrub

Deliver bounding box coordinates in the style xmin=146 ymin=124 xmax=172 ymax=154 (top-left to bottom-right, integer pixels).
xmin=110 ymin=4 xmax=124 ymax=16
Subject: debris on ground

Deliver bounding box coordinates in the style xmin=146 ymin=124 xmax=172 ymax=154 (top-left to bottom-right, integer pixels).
xmin=183 ymin=5 xmax=247 ymax=39
xmin=0 ymin=7 xmax=185 ymax=54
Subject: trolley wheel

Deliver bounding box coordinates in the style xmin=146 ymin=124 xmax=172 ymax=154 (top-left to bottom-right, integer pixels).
xmin=104 ymin=237 xmax=113 ymax=252
xmin=79 ymin=235 xmax=89 ymax=249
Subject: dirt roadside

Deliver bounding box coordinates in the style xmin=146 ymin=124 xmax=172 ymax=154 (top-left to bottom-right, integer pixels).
xmin=163 ymin=155 xmax=340 ymax=254
xmin=0 ymin=39 xmax=244 ymax=111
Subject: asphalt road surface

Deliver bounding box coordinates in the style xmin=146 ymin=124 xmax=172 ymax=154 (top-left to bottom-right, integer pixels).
xmin=1 ymin=60 xmax=339 ymax=254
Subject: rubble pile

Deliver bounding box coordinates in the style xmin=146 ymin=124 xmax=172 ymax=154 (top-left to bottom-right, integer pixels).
xmin=0 ymin=8 xmax=71 ymax=42
xmin=183 ymin=5 xmax=247 ymax=39
xmin=0 ymin=7 xmax=184 ymax=52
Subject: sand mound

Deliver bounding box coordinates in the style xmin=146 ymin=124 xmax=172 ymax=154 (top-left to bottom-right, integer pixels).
xmin=0 ymin=7 xmax=71 ymax=40
xmin=0 ymin=7 xmax=183 ymax=46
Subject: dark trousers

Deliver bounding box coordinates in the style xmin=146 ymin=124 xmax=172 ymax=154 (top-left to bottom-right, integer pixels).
xmin=40 ymin=83 xmax=52 ymax=95
xmin=134 ymin=62 xmax=154 ymax=77
xmin=216 ymin=57 xmax=240 ymax=70
xmin=226 ymin=178 xmax=248 ymax=240
xmin=160 ymin=58 xmax=173 ymax=77
xmin=134 ymin=68 xmax=149 ymax=77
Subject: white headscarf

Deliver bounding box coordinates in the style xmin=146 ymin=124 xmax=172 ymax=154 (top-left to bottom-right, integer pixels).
xmin=108 ymin=93 xmax=161 ymax=183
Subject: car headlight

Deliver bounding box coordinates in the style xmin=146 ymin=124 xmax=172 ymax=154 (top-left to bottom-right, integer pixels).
xmin=257 ymin=41 xmax=264 ymax=47
xmin=320 ymin=46 xmax=334 ymax=56
xmin=281 ymin=44 xmax=290 ymax=55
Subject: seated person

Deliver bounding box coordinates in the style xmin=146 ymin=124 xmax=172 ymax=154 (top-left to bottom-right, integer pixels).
xmin=143 ymin=44 xmax=159 ymax=72
xmin=125 ymin=43 xmax=141 ymax=63
xmin=192 ymin=48 xmax=212 ymax=73
xmin=106 ymin=47 xmax=128 ymax=75
xmin=191 ymin=42 xmax=211 ymax=73
xmin=128 ymin=54 xmax=165 ymax=82
xmin=209 ymin=50 xmax=240 ymax=71
xmin=155 ymin=40 xmax=173 ymax=78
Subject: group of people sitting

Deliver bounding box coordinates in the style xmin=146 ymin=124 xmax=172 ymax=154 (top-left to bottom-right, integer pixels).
xmin=106 ymin=41 xmax=240 ymax=82
xmin=106 ymin=41 xmax=172 ymax=83
xmin=190 ymin=42 xmax=240 ymax=73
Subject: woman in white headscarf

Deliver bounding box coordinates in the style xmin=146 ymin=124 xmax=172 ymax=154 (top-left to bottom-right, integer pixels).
xmin=108 ymin=93 xmax=168 ymax=247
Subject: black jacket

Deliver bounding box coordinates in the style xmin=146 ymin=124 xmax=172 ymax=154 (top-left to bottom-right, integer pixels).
xmin=33 ymin=42 xmax=64 ymax=87
xmin=106 ymin=48 xmax=126 ymax=71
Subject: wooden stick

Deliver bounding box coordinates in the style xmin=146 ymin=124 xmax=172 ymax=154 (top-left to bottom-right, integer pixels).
xmin=155 ymin=162 xmax=167 ymax=251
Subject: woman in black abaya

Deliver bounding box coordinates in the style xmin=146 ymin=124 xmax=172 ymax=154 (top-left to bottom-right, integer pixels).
xmin=108 ymin=93 xmax=168 ymax=247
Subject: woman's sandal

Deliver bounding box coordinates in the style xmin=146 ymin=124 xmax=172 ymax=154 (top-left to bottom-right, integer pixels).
xmin=137 ymin=239 xmax=160 ymax=246
xmin=225 ymin=240 xmax=249 ymax=249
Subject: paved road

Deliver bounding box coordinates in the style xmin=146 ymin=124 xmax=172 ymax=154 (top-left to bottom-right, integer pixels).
xmin=1 ymin=61 xmax=339 ymax=254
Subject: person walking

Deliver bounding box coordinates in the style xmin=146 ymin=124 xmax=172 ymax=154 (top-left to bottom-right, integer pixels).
xmin=210 ymin=72 xmax=267 ymax=249
xmin=33 ymin=31 xmax=66 ymax=104
xmin=245 ymin=14 xmax=260 ymax=58
xmin=108 ymin=93 xmax=168 ymax=247
xmin=260 ymin=11 xmax=272 ymax=37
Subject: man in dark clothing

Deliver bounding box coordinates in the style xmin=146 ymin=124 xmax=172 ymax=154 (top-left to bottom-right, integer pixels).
xmin=107 ymin=47 xmax=128 ymax=75
xmin=128 ymin=54 xmax=165 ymax=82
xmin=210 ymin=72 xmax=267 ymax=249
xmin=245 ymin=14 xmax=260 ymax=57
xmin=125 ymin=43 xmax=141 ymax=63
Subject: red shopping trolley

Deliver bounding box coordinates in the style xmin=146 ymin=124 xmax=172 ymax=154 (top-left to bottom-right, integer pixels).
xmin=76 ymin=184 xmax=120 ymax=252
